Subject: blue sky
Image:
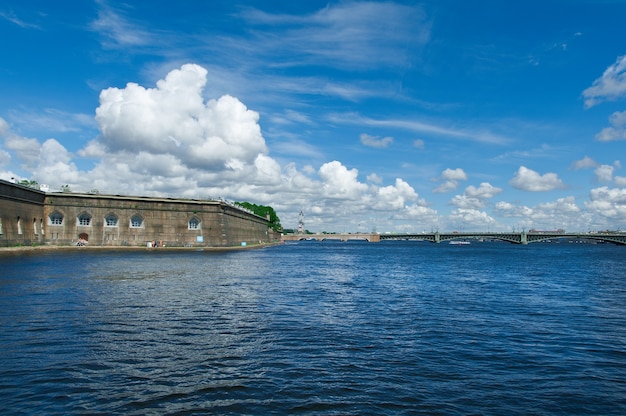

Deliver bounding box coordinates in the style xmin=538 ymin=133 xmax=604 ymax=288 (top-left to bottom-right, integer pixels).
xmin=1 ymin=0 xmax=626 ymax=233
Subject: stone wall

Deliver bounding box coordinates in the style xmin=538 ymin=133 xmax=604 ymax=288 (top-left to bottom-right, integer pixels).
xmin=0 ymin=181 xmax=46 ymax=247
xmin=0 ymin=179 xmax=275 ymax=247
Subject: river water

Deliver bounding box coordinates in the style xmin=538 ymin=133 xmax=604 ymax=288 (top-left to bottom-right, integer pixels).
xmin=1 ymin=241 xmax=625 ymax=415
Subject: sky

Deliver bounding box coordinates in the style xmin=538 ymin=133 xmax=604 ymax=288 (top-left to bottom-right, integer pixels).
xmin=1 ymin=0 xmax=626 ymax=233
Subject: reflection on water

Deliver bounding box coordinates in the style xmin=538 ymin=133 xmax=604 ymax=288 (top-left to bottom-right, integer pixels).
xmin=1 ymin=242 xmax=626 ymax=414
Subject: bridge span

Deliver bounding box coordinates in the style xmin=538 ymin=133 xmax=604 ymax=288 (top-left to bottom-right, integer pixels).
xmin=282 ymin=233 xmax=380 ymax=242
xmin=282 ymin=232 xmax=626 ymax=245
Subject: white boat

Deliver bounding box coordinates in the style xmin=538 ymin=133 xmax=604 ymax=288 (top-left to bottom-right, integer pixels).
xmin=449 ymin=240 xmax=470 ymax=245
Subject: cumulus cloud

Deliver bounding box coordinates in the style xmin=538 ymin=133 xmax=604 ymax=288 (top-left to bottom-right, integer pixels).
xmin=585 ymin=187 xmax=626 ymax=221
xmin=441 ymin=168 xmax=467 ymax=181
xmin=433 ymin=168 xmax=467 ymax=193
xmin=494 ymin=201 xmax=534 ymax=218
xmin=570 ymin=155 xmax=597 ymax=170
xmin=465 ymin=182 xmax=502 ymax=199
xmin=451 ymin=182 xmax=503 ymax=209
xmin=374 ymin=178 xmax=418 ymax=210
xmin=583 ymin=55 xmax=626 ymax=108
xmin=367 ymin=173 xmax=383 ymax=184
xmin=495 ymin=197 xmax=582 ymax=230
xmin=615 ymin=176 xmax=626 ymax=187
xmin=3 ymin=133 xmax=40 ymax=167
xmin=595 ymin=110 xmax=626 ymax=141
xmin=96 ymin=64 xmax=267 ymax=172
xmin=318 ymin=161 xmax=369 ymax=199
xmin=509 ymin=166 xmax=565 ymax=191
xmin=360 ymin=133 xmax=393 ymax=148
xmin=449 ymin=208 xmax=495 ymax=228
xmin=450 ymin=195 xmax=485 ymax=210
xmin=594 ymin=164 xmax=614 ymax=182
xmin=0 ymin=120 xmax=78 ymax=188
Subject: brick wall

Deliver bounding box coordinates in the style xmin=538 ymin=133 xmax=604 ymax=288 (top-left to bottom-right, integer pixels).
xmin=0 ymin=180 xmax=273 ymax=247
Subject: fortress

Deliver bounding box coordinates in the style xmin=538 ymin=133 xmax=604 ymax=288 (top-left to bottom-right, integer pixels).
xmin=0 ymin=179 xmax=279 ymax=248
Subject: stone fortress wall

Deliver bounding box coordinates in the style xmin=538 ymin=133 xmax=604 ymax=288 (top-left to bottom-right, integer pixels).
xmin=0 ymin=180 xmax=277 ymax=247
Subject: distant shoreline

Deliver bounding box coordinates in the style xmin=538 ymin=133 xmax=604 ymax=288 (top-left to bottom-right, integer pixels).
xmin=0 ymin=241 xmax=283 ymax=254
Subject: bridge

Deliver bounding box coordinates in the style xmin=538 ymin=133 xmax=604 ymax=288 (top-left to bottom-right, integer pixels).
xmin=282 ymin=232 xmax=626 ymax=245
xmin=282 ymin=233 xmax=381 ymax=242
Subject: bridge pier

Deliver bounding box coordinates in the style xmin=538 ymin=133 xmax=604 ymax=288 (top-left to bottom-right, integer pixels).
xmin=521 ymin=231 xmax=527 ymax=244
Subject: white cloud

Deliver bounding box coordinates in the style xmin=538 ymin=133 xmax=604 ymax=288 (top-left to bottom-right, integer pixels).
xmin=595 ymin=110 xmax=626 ymax=141
xmin=95 ymin=64 xmax=267 ymax=172
xmin=615 ymin=176 xmax=626 ymax=187
xmin=333 ymin=113 xmax=511 ymax=145
xmin=451 ymin=182 xmax=503 ymax=209
xmin=374 ymin=178 xmax=418 ymax=210
xmin=594 ymin=164 xmax=614 ymax=182
xmin=367 ymin=173 xmax=383 ymax=184
xmin=450 ymin=195 xmax=485 ymax=210
xmin=90 ymin=1 xmax=153 ymax=49
xmin=583 ymin=55 xmax=626 ymax=108
xmin=433 ymin=168 xmax=467 ymax=193
xmin=495 ymin=197 xmax=582 ymax=230
xmin=465 ymin=182 xmax=502 ymax=199
xmin=4 ymin=134 xmax=41 ymax=169
xmin=441 ymin=168 xmax=468 ymax=181
xmin=585 ymin=187 xmax=626 ymax=221
xmin=494 ymin=201 xmax=534 ymax=217
xmin=318 ymin=160 xmax=368 ymax=200
xmin=360 ymin=133 xmax=393 ymax=148
xmin=433 ymin=180 xmax=458 ymax=193
xmin=239 ymin=2 xmax=431 ymax=71
xmin=570 ymin=155 xmax=597 ymax=170
xmin=0 ymin=10 xmax=40 ymax=29
xmin=449 ymin=208 xmax=496 ymax=228
xmin=509 ymin=166 xmax=565 ymax=191
xmin=413 ymin=139 xmax=425 ymax=149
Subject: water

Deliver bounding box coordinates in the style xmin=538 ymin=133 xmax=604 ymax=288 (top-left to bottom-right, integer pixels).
xmin=1 ymin=241 xmax=625 ymax=415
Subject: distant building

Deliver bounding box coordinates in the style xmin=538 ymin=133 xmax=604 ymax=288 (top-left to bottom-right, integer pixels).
xmin=0 ymin=179 xmax=278 ymax=247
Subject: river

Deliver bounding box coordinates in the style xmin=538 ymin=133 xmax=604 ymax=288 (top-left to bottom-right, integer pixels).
xmin=1 ymin=241 xmax=625 ymax=415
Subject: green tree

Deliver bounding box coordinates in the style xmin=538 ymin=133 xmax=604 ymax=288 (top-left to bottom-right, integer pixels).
xmin=235 ymin=202 xmax=282 ymax=232
xmin=18 ymin=179 xmax=39 ymax=189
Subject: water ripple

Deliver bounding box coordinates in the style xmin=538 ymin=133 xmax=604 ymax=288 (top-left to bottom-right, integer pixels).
xmin=1 ymin=243 xmax=625 ymax=414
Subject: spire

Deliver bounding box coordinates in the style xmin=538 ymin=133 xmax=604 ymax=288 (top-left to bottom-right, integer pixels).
xmin=297 ymin=210 xmax=305 ymax=234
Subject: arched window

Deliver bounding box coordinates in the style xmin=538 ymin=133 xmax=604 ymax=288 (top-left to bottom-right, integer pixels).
xmin=130 ymin=215 xmax=144 ymax=228
xmin=188 ymin=217 xmax=201 ymax=230
xmin=105 ymin=214 xmax=118 ymax=227
xmin=49 ymin=212 xmax=63 ymax=225
xmin=78 ymin=213 xmax=92 ymax=226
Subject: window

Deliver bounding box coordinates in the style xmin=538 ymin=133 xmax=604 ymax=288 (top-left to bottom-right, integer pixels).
xmin=189 ymin=217 xmax=201 ymax=230
xmin=130 ymin=215 xmax=143 ymax=228
xmin=49 ymin=212 xmax=63 ymax=225
xmin=78 ymin=213 xmax=91 ymax=226
xmin=105 ymin=214 xmax=118 ymax=227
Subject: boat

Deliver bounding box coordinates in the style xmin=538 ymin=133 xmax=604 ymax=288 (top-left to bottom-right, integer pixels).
xmin=449 ymin=240 xmax=470 ymax=245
